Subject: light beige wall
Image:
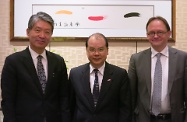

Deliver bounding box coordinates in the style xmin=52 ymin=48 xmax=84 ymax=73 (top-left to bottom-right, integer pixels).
xmin=0 ymin=0 xmax=187 ymax=75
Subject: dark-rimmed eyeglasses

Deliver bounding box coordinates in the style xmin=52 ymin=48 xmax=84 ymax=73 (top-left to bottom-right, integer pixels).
xmin=147 ymin=31 xmax=168 ymax=37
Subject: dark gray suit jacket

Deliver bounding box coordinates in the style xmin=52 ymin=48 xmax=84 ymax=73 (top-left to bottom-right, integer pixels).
xmin=69 ymin=62 xmax=132 ymax=122
xmin=1 ymin=47 xmax=70 ymax=122
xmin=128 ymin=46 xmax=187 ymax=122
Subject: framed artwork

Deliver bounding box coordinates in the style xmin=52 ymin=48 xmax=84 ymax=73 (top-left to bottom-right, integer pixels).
xmin=10 ymin=0 xmax=175 ymax=41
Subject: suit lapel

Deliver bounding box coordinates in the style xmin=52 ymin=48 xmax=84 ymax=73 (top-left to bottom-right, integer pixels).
xmin=45 ymin=51 xmax=56 ymax=94
xmin=144 ymin=49 xmax=152 ymax=96
xmin=81 ymin=64 xmax=95 ymax=109
xmin=168 ymin=47 xmax=177 ymax=93
xmin=23 ymin=48 xmax=43 ymax=94
xmin=97 ymin=63 xmax=112 ymax=106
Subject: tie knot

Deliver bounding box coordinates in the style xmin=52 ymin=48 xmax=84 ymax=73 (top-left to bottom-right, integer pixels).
xmin=37 ymin=55 xmax=43 ymax=60
xmin=156 ymin=53 xmax=162 ymax=59
xmin=94 ymin=69 xmax=98 ymax=73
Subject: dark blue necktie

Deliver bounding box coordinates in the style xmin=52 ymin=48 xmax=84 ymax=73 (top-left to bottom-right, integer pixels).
xmin=37 ymin=55 xmax=47 ymax=94
xmin=93 ymin=69 xmax=99 ymax=107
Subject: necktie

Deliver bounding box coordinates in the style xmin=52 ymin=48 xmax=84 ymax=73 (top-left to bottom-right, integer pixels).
xmin=93 ymin=69 xmax=99 ymax=107
xmin=152 ymin=53 xmax=162 ymax=116
xmin=37 ymin=55 xmax=47 ymax=94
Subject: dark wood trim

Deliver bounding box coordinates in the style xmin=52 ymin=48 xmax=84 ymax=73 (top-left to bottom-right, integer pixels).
xmin=10 ymin=0 xmax=175 ymax=42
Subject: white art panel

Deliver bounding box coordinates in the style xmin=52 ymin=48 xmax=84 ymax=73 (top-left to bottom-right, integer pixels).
xmin=12 ymin=0 xmax=173 ymax=39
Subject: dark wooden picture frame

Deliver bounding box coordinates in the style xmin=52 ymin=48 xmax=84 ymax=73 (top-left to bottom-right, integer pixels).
xmin=10 ymin=0 xmax=176 ymax=41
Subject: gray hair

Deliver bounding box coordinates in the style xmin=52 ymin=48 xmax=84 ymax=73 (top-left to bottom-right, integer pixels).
xmin=28 ymin=11 xmax=54 ymax=33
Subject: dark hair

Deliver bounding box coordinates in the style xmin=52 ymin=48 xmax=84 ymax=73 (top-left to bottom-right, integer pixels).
xmin=28 ymin=11 xmax=54 ymax=33
xmin=86 ymin=33 xmax=108 ymax=48
xmin=146 ymin=16 xmax=170 ymax=31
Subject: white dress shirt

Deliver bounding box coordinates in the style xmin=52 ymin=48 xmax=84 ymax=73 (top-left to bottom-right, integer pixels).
xmin=89 ymin=63 xmax=105 ymax=93
xmin=29 ymin=46 xmax=48 ymax=80
xmin=151 ymin=46 xmax=171 ymax=114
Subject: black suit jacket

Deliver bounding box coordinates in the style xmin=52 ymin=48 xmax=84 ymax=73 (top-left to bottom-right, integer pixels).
xmin=69 ymin=62 xmax=131 ymax=122
xmin=1 ymin=47 xmax=70 ymax=122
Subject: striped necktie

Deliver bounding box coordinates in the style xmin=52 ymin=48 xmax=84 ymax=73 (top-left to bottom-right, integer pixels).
xmin=93 ymin=69 xmax=99 ymax=107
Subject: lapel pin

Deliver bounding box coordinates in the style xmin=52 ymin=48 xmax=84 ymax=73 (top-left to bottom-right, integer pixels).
xmin=107 ymin=79 xmax=111 ymax=82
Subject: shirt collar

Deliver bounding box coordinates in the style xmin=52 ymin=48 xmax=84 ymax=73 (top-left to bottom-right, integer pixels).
xmin=90 ymin=62 xmax=105 ymax=75
xmin=151 ymin=46 xmax=168 ymax=58
xmin=29 ymin=46 xmax=47 ymax=60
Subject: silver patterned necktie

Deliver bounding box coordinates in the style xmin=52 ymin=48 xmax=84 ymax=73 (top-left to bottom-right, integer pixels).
xmin=152 ymin=53 xmax=162 ymax=116
xmin=37 ymin=55 xmax=47 ymax=94
xmin=93 ymin=69 xmax=99 ymax=107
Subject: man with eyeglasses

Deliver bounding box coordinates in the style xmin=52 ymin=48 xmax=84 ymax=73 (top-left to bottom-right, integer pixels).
xmin=69 ymin=32 xmax=132 ymax=122
xmin=128 ymin=16 xmax=187 ymax=122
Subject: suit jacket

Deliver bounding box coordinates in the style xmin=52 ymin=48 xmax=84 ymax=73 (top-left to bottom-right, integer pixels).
xmin=69 ymin=62 xmax=132 ymax=122
xmin=1 ymin=47 xmax=70 ymax=122
xmin=128 ymin=46 xmax=187 ymax=122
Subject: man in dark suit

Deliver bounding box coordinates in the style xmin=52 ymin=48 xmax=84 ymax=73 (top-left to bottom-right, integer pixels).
xmin=128 ymin=16 xmax=187 ymax=122
xmin=1 ymin=12 xmax=70 ymax=122
xmin=69 ymin=33 xmax=131 ymax=122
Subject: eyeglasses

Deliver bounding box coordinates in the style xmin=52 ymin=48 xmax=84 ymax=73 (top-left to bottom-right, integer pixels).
xmin=88 ymin=47 xmax=106 ymax=53
xmin=147 ymin=31 xmax=168 ymax=37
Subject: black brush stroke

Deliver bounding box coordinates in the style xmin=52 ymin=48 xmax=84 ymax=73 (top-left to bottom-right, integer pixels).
xmin=124 ymin=12 xmax=140 ymax=18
